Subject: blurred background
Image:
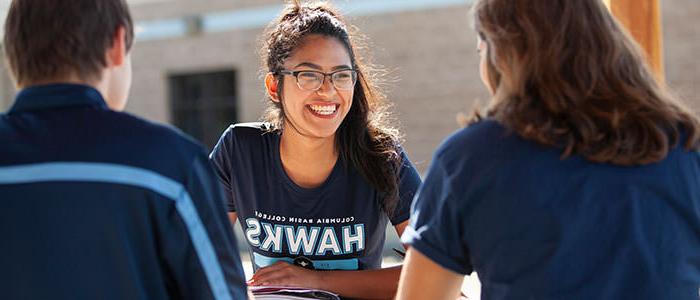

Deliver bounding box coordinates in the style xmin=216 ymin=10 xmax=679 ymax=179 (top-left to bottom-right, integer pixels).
xmin=1 ymin=0 xmax=697 ymax=170
xmin=0 ymin=0 xmax=698 ymax=298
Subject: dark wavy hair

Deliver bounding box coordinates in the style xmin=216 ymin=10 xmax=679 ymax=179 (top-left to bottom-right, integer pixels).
xmin=261 ymin=0 xmax=402 ymax=214
xmin=472 ymin=0 xmax=700 ymax=165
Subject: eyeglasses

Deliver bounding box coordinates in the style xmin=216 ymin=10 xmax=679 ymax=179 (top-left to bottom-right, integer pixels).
xmin=277 ymin=69 xmax=357 ymax=91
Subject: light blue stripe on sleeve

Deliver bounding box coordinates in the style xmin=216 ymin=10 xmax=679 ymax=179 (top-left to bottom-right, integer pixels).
xmin=0 ymin=162 xmax=233 ymax=300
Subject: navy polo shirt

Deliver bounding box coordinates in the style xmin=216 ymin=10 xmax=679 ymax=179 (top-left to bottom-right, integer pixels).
xmin=0 ymin=84 xmax=248 ymax=300
xmin=403 ymin=119 xmax=700 ymax=300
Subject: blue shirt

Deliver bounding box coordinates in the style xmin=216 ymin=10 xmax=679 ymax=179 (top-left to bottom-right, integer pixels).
xmin=210 ymin=123 xmax=421 ymax=271
xmin=0 ymin=84 xmax=248 ymax=300
xmin=402 ymin=119 xmax=700 ymax=300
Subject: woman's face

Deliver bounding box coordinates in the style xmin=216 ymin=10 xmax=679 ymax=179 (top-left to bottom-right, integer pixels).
xmin=477 ymin=35 xmax=495 ymax=94
xmin=273 ymin=34 xmax=354 ymax=140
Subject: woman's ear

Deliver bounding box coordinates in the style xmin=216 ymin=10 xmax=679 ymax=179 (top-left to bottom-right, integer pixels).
xmin=265 ymin=73 xmax=280 ymax=102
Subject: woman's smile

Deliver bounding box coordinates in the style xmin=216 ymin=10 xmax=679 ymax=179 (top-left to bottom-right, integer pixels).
xmin=307 ymin=103 xmax=340 ymax=119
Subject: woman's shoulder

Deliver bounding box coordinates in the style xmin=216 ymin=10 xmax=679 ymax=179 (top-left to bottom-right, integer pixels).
xmin=230 ymin=121 xmax=277 ymax=135
xmin=219 ymin=122 xmax=278 ymax=143
xmin=212 ymin=122 xmax=279 ymax=158
xmin=436 ymin=119 xmax=512 ymax=157
xmin=430 ymin=118 xmax=559 ymax=177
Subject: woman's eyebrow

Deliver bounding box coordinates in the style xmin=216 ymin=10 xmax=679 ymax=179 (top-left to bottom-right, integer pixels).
xmin=332 ymin=65 xmax=353 ymax=70
xmin=293 ymin=62 xmax=352 ymax=70
xmin=293 ymin=62 xmax=322 ymax=70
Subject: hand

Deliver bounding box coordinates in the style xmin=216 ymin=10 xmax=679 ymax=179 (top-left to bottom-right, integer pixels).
xmin=249 ymin=261 xmax=322 ymax=289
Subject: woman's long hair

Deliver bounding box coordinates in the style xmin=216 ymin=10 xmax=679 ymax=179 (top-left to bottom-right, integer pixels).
xmin=261 ymin=0 xmax=402 ymax=214
xmin=472 ymin=0 xmax=700 ymax=165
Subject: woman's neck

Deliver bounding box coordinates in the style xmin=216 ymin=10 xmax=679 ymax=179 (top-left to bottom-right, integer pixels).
xmin=279 ymin=127 xmax=338 ymax=188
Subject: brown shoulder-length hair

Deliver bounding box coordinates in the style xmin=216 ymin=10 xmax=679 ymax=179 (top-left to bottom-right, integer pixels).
xmin=261 ymin=0 xmax=403 ymax=214
xmin=472 ymin=0 xmax=700 ymax=165
xmin=4 ymin=0 xmax=134 ymax=87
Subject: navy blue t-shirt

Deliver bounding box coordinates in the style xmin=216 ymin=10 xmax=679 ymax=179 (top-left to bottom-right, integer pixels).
xmin=210 ymin=123 xmax=421 ymax=271
xmin=402 ymin=119 xmax=700 ymax=300
xmin=0 ymin=84 xmax=248 ymax=300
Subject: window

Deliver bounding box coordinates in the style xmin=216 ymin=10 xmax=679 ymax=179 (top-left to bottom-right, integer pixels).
xmin=168 ymin=70 xmax=237 ymax=150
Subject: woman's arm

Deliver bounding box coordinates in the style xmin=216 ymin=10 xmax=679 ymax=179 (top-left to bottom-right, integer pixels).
xmin=396 ymin=248 xmax=464 ymax=300
xmin=250 ymin=220 xmax=411 ymax=299
xmin=251 ymin=263 xmax=402 ymax=299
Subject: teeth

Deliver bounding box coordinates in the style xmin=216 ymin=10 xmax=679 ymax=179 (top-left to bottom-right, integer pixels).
xmin=309 ymin=105 xmax=337 ymax=115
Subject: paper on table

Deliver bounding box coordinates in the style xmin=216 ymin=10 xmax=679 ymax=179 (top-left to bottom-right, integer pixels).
xmin=251 ymin=285 xmax=340 ymax=300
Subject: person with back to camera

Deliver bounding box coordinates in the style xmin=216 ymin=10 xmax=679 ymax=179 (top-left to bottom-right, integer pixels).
xmin=397 ymin=0 xmax=700 ymax=299
xmin=209 ymin=0 xmax=422 ymax=298
xmin=0 ymin=0 xmax=249 ymax=299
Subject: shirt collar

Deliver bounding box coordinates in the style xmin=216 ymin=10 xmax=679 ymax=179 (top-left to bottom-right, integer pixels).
xmin=7 ymin=83 xmax=108 ymax=114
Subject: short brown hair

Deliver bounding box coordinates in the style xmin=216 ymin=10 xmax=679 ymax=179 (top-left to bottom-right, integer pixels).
xmin=472 ymin=0 xmax=700 ymax=165
xmin=3 ymin=0 xmax=134 ymax=87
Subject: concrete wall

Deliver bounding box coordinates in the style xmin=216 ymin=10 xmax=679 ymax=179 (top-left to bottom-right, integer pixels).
xmin=662 ymin=0 xmax=700 ymax=113
xmin=0 ymin=49 xmax=14 ymax=109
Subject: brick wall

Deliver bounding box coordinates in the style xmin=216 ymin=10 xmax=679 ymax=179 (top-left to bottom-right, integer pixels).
xmin=1 ymin=0 xmax=697 ymax=173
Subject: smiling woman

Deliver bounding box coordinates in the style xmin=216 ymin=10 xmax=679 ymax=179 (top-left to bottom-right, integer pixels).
xmin=208 ymin=1 xmax=422 ymax=299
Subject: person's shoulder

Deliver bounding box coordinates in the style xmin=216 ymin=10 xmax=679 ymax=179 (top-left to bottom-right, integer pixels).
xmin=98 ymin=111 xmax=207 ymax=179
xmin=220 ymin=121 xmax=278 ymax=145
xmin=231 ymin=121 xmax=275 ymax=136
xmin=666 ymin=137 xmax=700 ymax=171
xmin=117 ymin=111 xmax=202 ymax=154
xmin=435 ymin=119 xmax=513 ymax=159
